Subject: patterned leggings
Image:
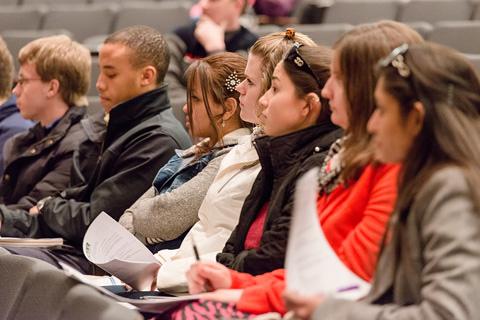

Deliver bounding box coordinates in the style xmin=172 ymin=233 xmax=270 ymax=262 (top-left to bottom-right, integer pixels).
xmin=162 ymin=300 xmax=256 ymax=320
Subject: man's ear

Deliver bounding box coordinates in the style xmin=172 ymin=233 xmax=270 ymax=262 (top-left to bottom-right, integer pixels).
xmin=140 ymin=66 xmax=157 ymax=86
xmin=409 ymin=101 xmax=425 ymax=136
xmin=222 ymin=97 xmax=239 ymax=121
xmin=46 ymin=79 xmax=60 ymax=98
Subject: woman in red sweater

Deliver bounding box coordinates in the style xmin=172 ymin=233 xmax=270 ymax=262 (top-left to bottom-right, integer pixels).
xmin=286 ymin=42 xmax=480 ymax=320
xmin=170 ymin=21 xmax=423 ymax=319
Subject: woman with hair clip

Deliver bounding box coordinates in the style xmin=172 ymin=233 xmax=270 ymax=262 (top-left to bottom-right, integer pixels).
xmin=286 ymin=41 xmax=480 ymax=320
xmin=119 ymin=52 xmax=250 ymax=251
xmin=151 ymin=29 xmax=319 ymax=292
xmin=180 ymin=21 xmax=424 ymax=318
xmin=164 ymin=34 xmax=340 ymax=320
xmin=216 ymin=39 xmax=342 ymax=276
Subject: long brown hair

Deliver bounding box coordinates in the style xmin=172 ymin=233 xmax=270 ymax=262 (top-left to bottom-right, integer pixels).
xmin=185 ymin=52 xmax=247 ymax=152
xmin=333 ymin=20 xmax=423 ymax=181
xmin=379 ymin=42 xmax=480 ymax=215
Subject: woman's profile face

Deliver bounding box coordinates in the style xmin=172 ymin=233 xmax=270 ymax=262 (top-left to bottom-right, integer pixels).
xmin=368 ymin=76 xmax=421 ymax=163
xmin=321 ymin=52 xmax=350 ymax=130
xmin=258 ymin=62 xmax=311 ymax=137
xmin=235 ymin=53 xmax=264 ymax=124
xmin=183 ymin=75 xmax=223 ymax=139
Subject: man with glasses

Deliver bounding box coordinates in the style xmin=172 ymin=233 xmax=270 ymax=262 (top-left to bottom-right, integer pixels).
xmin=0 ymin=26 xmax=191 ymax=274
xmin=0 ymin=35 xmax=94 ymax=223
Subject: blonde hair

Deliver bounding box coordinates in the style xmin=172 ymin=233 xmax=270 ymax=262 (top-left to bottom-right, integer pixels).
xmin=0 ymin=36 xmax=14 ymax=100
xmin=19 ymin=35 xmax=91 ymax=107
xmin=249 ymin=28 xmax=316 ymax=95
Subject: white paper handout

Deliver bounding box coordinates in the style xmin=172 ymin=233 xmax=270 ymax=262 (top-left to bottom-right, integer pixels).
xmin=59 ymin=262 xmax=200 ymax=314
xmin=83 ymin=212 xmax=161 ymax=291
xmin=285 ymin=168 xmax=371 ymax=300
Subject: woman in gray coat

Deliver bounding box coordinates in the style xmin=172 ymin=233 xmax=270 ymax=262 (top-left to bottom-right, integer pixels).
xmin=285 ymin=42 xmax=480 ymax=320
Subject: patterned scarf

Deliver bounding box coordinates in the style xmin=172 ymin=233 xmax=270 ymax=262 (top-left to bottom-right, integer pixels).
xmin=318 ymin=136 xmax=347 ymax=195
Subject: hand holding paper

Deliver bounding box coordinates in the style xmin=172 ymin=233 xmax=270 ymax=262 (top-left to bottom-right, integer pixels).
xmin=83 ymin=212 xmax=161 ymax=290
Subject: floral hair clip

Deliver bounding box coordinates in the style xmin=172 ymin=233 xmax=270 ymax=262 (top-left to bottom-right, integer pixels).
xmin=225 ymin=71 xmax=241 ymax=92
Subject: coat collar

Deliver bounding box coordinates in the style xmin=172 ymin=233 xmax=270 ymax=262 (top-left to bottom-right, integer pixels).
xmin=9 ymin=106 xmax=85 ymax=161
xmin=105 ymin=85 xmax=171 ymax=145
xmin=253 ymin=121 xmax=341 ymax=180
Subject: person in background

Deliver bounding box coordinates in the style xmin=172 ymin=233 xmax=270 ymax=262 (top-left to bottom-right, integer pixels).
xmin=254 ymin=0 xmax=298 ymax=25
xmin=286 ymin=41 xmax=480 ymax=320
xmin=0 ymin=35 xmax=92 ymax=224
xmin=0 ymin=26 xmax=191 ymax=274
xmin=180 ymin=21 xmax=423 ymax=319
xmin=0 ymin=36 xmax=33 ymax=176
xmin=119 ymin=52 xmax=251 ymax=252
xmin=165 ymin=0 xmax=258 ymax=118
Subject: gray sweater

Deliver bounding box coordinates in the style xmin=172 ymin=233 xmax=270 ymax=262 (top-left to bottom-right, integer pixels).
xmin=119 ymin=154 xmax=226 ymax=243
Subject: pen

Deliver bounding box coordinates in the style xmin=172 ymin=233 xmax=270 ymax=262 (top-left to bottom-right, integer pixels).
xmin=193 ymin=241 xmax=201 ymax=261
xmin=336 ymin=284 xmax=360 ymax=293
xmin=139 ymin=296 xmax=171 ymax=300
xmin=191 ymin=238 xmax=214 ymax=292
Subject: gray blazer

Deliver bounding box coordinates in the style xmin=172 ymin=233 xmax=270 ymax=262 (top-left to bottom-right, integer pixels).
xmin=313 ymin=166 xmax=480 ymax=320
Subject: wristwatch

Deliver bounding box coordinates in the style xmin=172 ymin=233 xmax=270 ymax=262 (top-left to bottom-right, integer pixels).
xmin=37 ymin=196 xmax=53 ymax=213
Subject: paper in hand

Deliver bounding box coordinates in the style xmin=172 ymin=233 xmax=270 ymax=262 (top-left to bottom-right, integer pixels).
xmin=83 ymin=212 xmax=161 ymax=291
xmin=285 ymin=168 xmax=371 ymax=300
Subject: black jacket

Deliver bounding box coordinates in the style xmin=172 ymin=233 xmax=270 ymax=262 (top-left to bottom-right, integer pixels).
xmin=217 ymin=122 xmax=342 ymax=275
xmin=1 ymin=86 xmax=191 ymax=246
xmin=0 ymin=106 xmax=90 ymax=211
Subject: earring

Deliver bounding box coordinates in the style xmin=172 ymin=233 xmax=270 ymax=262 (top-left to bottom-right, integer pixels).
xmin=221 ymin=120 xmax=226 ymax=128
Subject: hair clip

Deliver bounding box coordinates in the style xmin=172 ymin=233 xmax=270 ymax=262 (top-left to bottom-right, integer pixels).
xmin=225 ymin=71 xmax=241 ymax=92
xmin=379 ymin=43 xmax=410 ymax=78
xmin=391 ymin=55 xmax=411 ymax=77
xmin=285 ymin=42 xmax=322 ymax=86
xmin=285 ymin=28 xmax=296 ymax=40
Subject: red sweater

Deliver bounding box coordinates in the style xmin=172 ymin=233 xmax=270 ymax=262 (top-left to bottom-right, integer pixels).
xmin=228 ymin=163 xmax=400 ymax=315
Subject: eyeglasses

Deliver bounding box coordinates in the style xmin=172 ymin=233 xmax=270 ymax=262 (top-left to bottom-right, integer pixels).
xmin=285 ymin=42 xmax=322 ymax=86
xmin=378 ymin=43 xmax=411 ymax=78
xmin=15 ymin=77 xmax=43 ymax=87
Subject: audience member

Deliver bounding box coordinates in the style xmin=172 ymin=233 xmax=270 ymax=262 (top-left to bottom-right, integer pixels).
xmin=0 ymin=26 xmax=191 ymax=274
xmin=0 ymin=35 xmax=93 ymax=227
xmin=286 ymin=41 xmax=480 ymax=320
xmin=153 ymin=29 xmax=316 ymax=292
xmin=166 ymin=0 xmax=258 ymax=115
xmin=254 ymin=0 xmax=298 ymax=25
xmin=217 ymin=41 xmax=342 ymax=275
xmin=0 ymin=36 xmax=33 ymax=176
xmin=177 ymin=21 xmax=423 ymax=318
xmin=119 ymin=52 xmax=251 ymax=251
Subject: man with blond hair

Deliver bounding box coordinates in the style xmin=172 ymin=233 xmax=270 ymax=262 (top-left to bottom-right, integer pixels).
xmin=0 ymin=35 xmax=94 ymax=227
xmin=1 ymin=26 xmax=190 ymax=273
xmin=0 ymin=36 xmax=33 ymax=175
